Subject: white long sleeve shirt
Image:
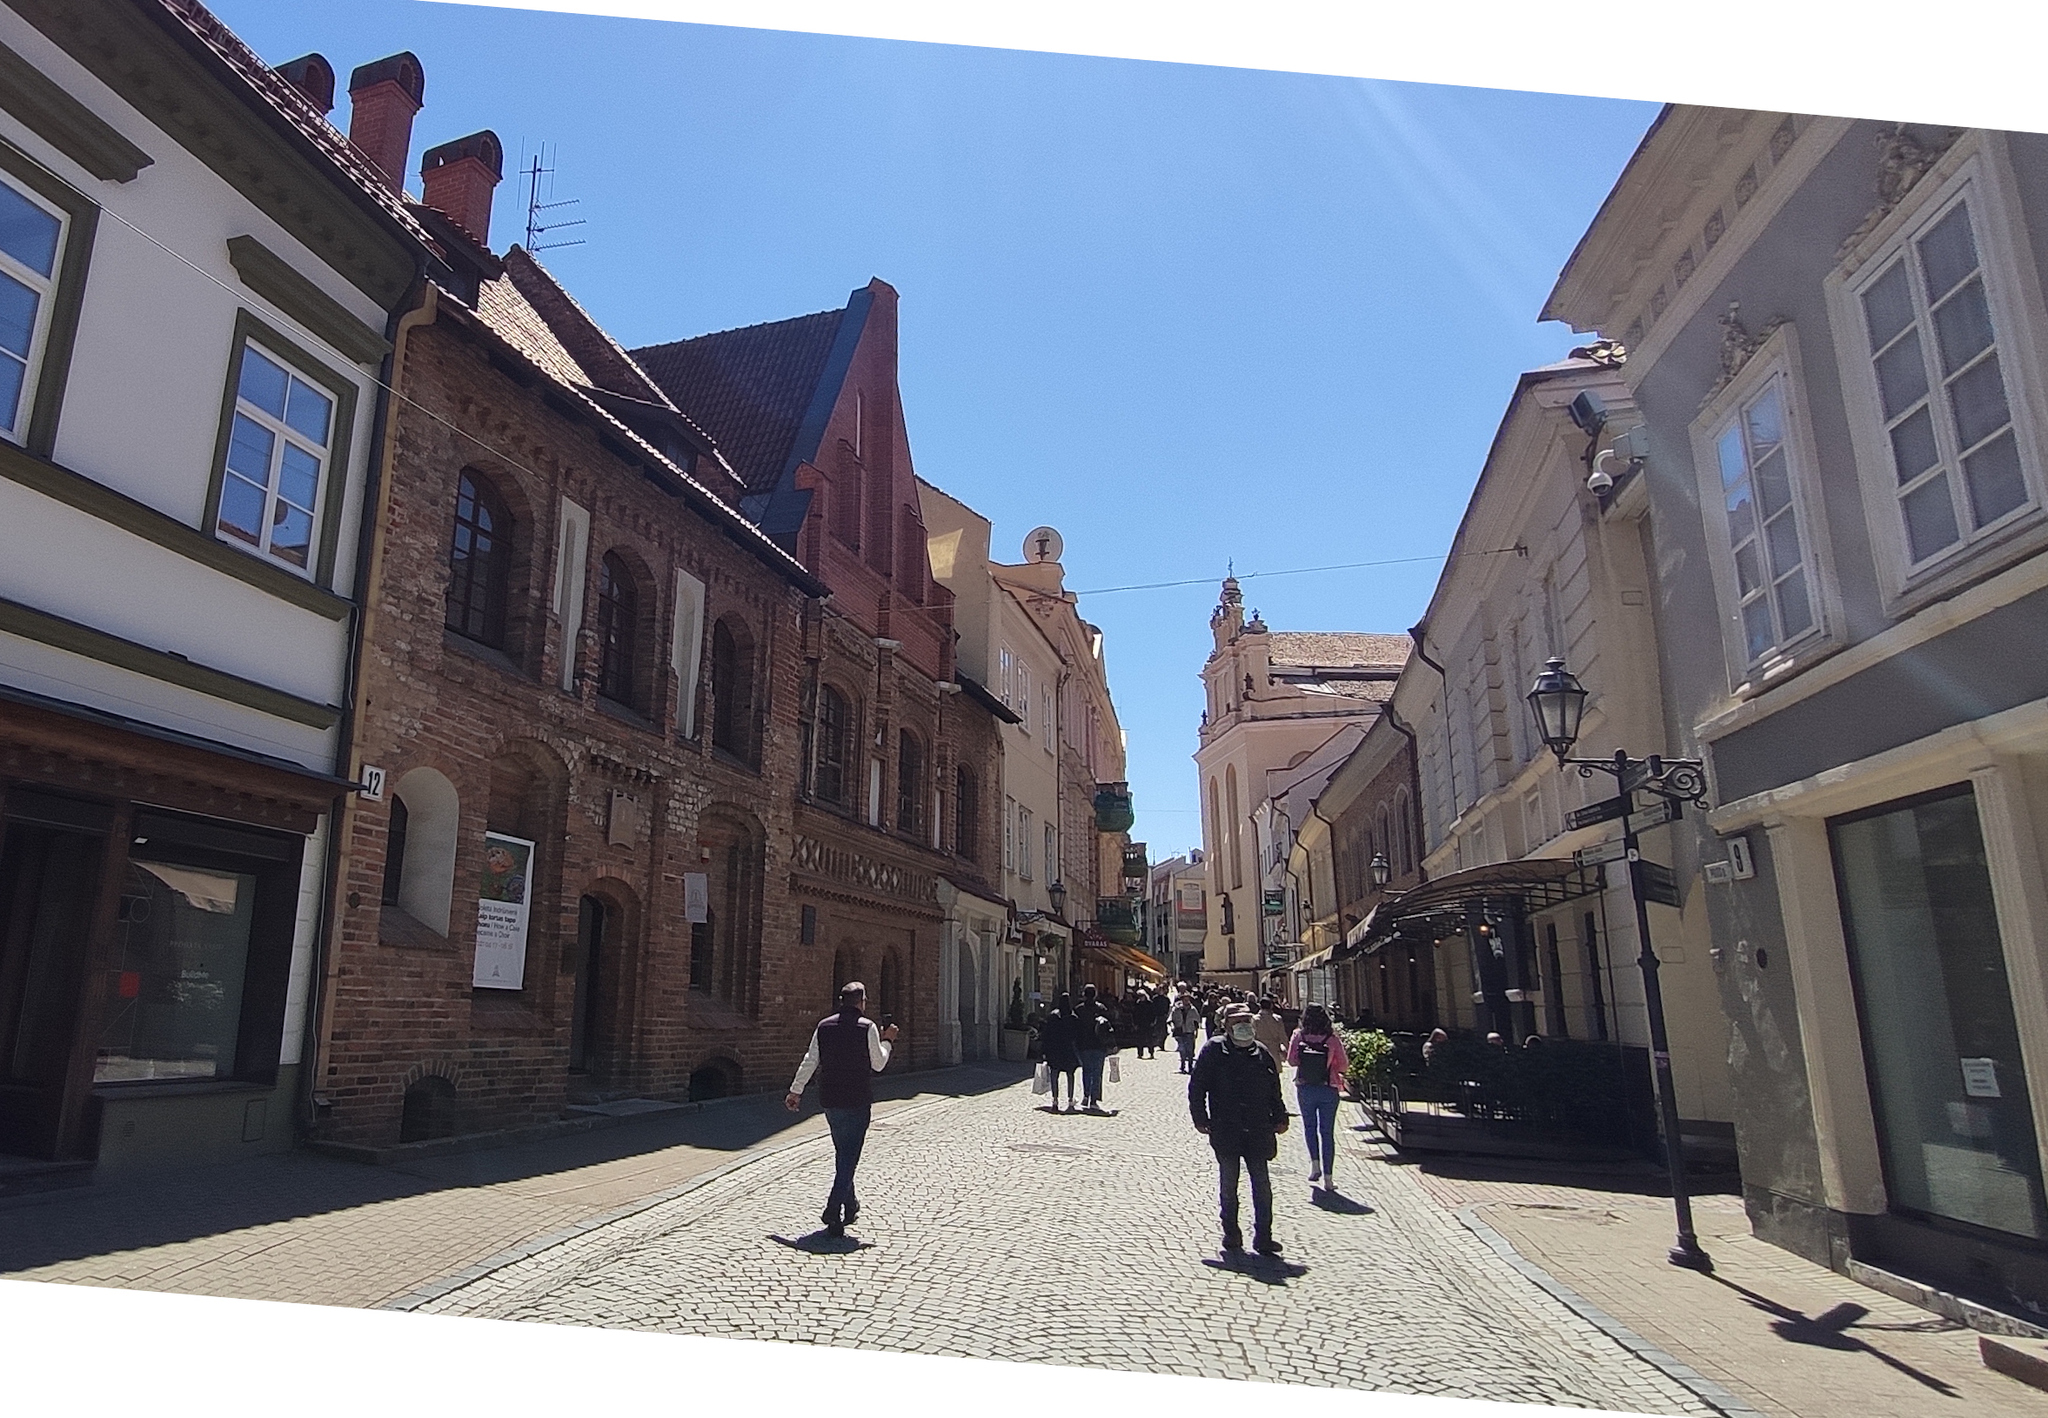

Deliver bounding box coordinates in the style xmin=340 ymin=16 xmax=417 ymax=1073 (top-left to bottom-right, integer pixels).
xmin=789 ymin=1015 xmax=891 ymax=1094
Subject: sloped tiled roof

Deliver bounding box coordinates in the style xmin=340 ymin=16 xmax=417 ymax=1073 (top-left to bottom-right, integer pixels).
xmin=1297 ymin=679 xmax=1397 ymax=704
xmin=1267 ymin=631 xmax=1411 ymax=672
xmin=454 ymin=267 xmax=822 ymax=596
xmin=502 ymin=249 xmax=666 ymax=404
xmin=156 ymin=0 xmax=437 ymax=251
xmin=631 ymin=308 xmax=846 ymax=494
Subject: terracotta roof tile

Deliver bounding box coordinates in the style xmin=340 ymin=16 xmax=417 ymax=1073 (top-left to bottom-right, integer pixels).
xmin=630 ymin=309 xmax=846 ymax=495
xmin=1266 ymin=631 xmax=1411 ymax=672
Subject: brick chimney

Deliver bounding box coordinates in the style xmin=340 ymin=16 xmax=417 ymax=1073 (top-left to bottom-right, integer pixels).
xmin=420 ymin=131 xmax=504 ymax=248
xmin=275 ymin=54 xmax=335 ymax=115
xmin=346 ymin=52 xmax=424 ymax=192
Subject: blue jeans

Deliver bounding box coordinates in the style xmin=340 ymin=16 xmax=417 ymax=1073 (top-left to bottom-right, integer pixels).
xmin=822 ymin=1104 xmax=871 ymax=1224
xmin=1079 ymin=1050 xmax=1108 ymax=1104
xmin=1297 ymin=1083 xmax=1340 ymax=1174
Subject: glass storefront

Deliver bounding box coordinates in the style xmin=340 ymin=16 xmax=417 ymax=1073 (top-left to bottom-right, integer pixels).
xmin=95 ymin=858 xmax=258 ymax=1081
xmin=1832 ymin=786 xmax=2048 ymax=1240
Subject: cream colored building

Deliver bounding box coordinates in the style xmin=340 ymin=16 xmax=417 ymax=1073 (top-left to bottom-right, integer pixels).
xmin=921 ymin=489 xmax=1147 ymax=1026
xmin=1193 ymin=578 xmax=1406 ymax=987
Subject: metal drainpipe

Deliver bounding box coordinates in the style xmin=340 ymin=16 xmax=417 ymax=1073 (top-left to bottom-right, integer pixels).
xmin=296 ymin=278 xmax=437 ymax=1139
xmin=1408 ymin=623 xmax=1453 ymax=865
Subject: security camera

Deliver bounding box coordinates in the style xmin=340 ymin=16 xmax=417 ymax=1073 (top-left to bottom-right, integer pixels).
xmin=1586 ymin=449 xmax=1618 ymax=495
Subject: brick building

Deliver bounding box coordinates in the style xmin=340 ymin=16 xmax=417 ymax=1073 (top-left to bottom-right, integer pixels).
xmin=634 ymin=281 xmax=1006 ymax=1073
xmin=312 ymin=79 xmax=832 ymax=1144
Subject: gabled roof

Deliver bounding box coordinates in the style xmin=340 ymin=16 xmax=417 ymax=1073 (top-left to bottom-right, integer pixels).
xmin=631 ymin=305 xmax=855 ymax=496
xmin=155 ymin=0 xmax=438 ymax=252
xmin=1267 ymin=631 xmax=1411 ymax=673
xmin=450 ymin=261 xmax=824 ymax=597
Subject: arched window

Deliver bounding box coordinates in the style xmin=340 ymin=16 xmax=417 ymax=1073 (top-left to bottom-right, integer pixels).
xmin=446 ymin=472 xmax=511 ymax=647
xmin=896 ymin=730 xmax=924 ymax=834
xmin=954 ymin=766 xmax=979 ymax=860
xmin=1376 ymin=806 xmax=1393 ymax=879
xmin=879 ymin=948 xmax=903 ymax=1022
xmin=1226 ymin=766 xmax=1242 ymax=890
xmin=711 ymin=618 xmax=757 ymax=766
xmin=815 ymin=685 xmax=850 ymax=804
xmin=1396 ymin=789 xmax=1416 ymax=875
xmin=595 ymin=551 xmax=637 ymax=705
xmin=380 ymin=796 xmax=409 ymax=907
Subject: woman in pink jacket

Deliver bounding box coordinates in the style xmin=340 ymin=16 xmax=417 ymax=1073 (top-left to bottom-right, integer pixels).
xmin=1285 ymin=1004 xmax=1349 ymax=1190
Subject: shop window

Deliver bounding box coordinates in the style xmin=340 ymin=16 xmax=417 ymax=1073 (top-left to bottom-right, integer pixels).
xmin=1833 ymin=787 xmax=2048 ymax=1239
xmin=94 ymin=812 xmax=299 ymax=1085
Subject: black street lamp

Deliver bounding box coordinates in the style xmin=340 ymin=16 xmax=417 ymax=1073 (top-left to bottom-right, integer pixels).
xmin=1526 ymin=657 xmax=1714 ymax=1273
xmin=1370 ymin=852 xmax=1391 ymax=890
xmin=1047 ymin=879 xmax=1068 ymax=919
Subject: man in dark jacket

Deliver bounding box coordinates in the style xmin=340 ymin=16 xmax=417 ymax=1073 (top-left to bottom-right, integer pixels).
xmin=1073 ymin=983 xmax=1114 ymax=1111
xmin=786 ymin=982 xmax=897 ymax=1236
xmin=1189 ymin=1003 xmax=1289 ymax=1256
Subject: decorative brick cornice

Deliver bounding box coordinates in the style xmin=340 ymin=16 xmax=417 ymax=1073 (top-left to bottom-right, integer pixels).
xmin=792 ymin=833 xmax=938 ymax=907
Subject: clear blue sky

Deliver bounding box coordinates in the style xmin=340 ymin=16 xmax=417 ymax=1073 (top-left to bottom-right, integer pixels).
xmin=212 ymin=0 xmax=1658 ymax=855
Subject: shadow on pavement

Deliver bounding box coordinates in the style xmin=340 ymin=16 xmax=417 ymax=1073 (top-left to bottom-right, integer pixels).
xmin=770 ymin=1231 xmax=874 ymax=1255
xmin=1201 ymin=1253 xmax=1309 ymax=1285
xmin=0 ymin=1061 xmax=1026 ymax=1274
xmin=1706 ymin=1275 xmax=1960 ymax=1395
xmin=1310 ymin=1189 xmax=1373 ymax=1215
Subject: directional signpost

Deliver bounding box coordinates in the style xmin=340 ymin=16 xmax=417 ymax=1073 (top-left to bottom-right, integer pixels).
xmin=1565 ymin=793 xmax=1632 ymax=832
xmin=1635 ymin=859 xmax=1682 ymax=908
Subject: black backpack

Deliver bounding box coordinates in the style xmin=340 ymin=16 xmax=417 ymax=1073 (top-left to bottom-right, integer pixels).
xmin=1295 ymin=1033 xmax=1332 ymax=1088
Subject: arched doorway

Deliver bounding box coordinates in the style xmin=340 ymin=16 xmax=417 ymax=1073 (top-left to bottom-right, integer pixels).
xmin=956 ymin=937 xmax=980 ymax=1061
xmin=569 ymin=894 xmax=606 ymax=1073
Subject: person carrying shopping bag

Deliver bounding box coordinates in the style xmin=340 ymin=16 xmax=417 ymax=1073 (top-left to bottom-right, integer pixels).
xmin=1285 ymin=1003 xmax=1349 ymax=1190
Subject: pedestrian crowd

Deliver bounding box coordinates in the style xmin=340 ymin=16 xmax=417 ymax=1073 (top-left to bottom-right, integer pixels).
xmin=785 ymin=974 xmax=1358 ymax=1260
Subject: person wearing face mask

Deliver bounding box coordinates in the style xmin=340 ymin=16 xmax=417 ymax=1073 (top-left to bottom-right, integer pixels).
xmin=1189 ymin=1004 xmax=1290 ymax=1257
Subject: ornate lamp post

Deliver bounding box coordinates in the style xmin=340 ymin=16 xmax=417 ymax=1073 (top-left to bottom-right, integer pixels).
xmin=1047 ymin=879 xmax=1070 ymax=992
xmin=1370 ymin=852 xmax=1392 ymax=890
xmin=1525 ymin=657 xmax=1714 ymax=1273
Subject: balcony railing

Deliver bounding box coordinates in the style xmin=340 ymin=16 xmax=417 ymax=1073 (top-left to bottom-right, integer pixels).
xmin=1093 ymin=782 xmax=1134 ymax=833
xmin=1094 ymin=895 xmax=1143 ymax=944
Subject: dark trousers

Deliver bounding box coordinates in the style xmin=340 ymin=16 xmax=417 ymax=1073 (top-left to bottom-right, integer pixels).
xmin=1176 ymin=1032 xmax=1196 ymax=1070
xmin=1079 ymin=1050 xmax=1108 ymax=1104
xmin=1214 ymin=1142 xmax=1274 ymax=1247
xmin=822 ymin=1104 xmax=871 ymax=1224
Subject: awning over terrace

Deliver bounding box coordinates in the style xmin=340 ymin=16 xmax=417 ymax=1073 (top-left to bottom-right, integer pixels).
xmin=1351 ymin=857 xmax=1609 ymax=956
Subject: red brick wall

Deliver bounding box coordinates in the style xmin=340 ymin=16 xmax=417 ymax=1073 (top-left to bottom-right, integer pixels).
xmin=320 ymin=316 xmax=819 ymax=1144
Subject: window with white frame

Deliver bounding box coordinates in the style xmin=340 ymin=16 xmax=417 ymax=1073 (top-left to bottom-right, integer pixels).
xmin=1043 ymin=824 xmax=1056 ymax=886
xmin=1018 ymin=805 xmax=1033 ymax=880
xmin=1016 ymin=662 xmax=1030 ymax=733
xmin=0 ymin=174 xmax=64 ymax=442
xmin=1854 ymin=185 xmax=2036 ymax=569
xmin=1041 ymin=686 xmax=1054 ymax=753
xmin=1715 ymin=371 xmax=1821 ymax=663
xmin=999 ymin=645 xmax=1015 ymax=707
xmin=217 ymin=341 xmax=337 ymax=573
xmin=1003 ymin=794 xmax=1016 ymax=871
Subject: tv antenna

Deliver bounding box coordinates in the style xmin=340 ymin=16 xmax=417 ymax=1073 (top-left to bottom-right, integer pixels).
xmin=521 ymin=144 xmax=586 ymax=254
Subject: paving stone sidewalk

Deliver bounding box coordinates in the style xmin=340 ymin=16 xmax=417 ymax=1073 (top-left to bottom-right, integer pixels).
xmin=0 ymin=1067 xmax=1011 ymax=1308
xmin=1413 ymin=1156 xmax=2048 ymax=1418
xmin=417 ymin=1052 xmax=1712 ymax=1414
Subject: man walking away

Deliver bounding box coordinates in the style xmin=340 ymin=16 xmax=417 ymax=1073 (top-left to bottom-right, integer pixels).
xmin=1170 ymin=985 xmax=1203 ymax=1074
xmin=1253 ymin=995 xmax=1290 ymax=1070
xmin=1189 ymin=1004 xmax=1289 ymax=1256
xmin=786 ymin=982 xmax=896 ymax=1236
xmin=1074 ymin=983 xmax=1114 ymax=1111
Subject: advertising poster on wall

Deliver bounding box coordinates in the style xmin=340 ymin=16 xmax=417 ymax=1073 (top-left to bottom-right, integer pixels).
xmin=474 ymin=832 xmax=535 ymax=990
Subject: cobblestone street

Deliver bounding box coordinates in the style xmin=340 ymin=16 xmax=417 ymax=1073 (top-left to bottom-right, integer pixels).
xmin=416 ymin=1053 xmax=1710 ymax=1414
